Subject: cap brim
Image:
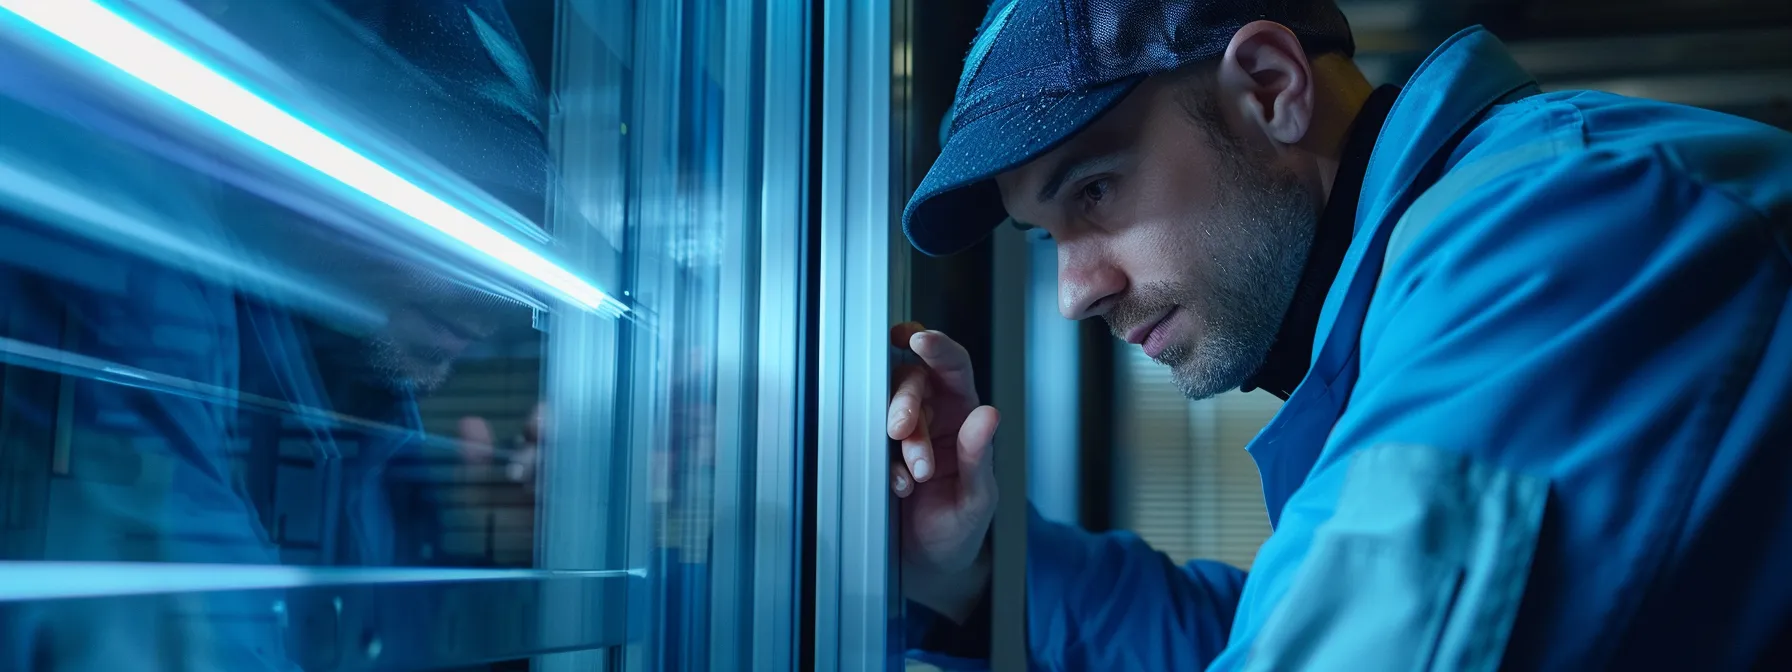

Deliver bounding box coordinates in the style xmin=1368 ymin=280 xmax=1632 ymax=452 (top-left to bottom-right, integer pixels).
xmin=902 ymin=75 xmax=1144 ymax=257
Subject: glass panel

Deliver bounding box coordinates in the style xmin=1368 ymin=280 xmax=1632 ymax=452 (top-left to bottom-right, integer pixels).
xmin=0 ymin=567 xmax=629 ymax=669
xmin=596 ymin=0 xmax=798 ymax=669
xmin=0 ymin=0 xmax=804 ymax=669
xmin=0 ymin=0 xmax=610 ymax=667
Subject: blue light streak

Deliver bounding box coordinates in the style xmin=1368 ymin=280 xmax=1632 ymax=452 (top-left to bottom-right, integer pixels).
xmin=0 ymin=0 xmax=624 ymax=314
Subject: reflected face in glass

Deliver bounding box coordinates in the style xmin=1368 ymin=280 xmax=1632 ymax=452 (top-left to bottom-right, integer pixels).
xmin=365 ymin=272 xmax=510 ymax=393
xmin=266 ymin=201 xmax=528 ymax=395
xmin=997 ymin=71 xmax=1318 ymax=400
xmin=310 ymin=248 xmax=512 ymax=393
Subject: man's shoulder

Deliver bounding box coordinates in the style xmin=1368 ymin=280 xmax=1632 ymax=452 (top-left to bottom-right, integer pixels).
xmin=1383 ymin=91 xmax=1792 ymax=276
xmin=1364 ymin=91 xmax=1792 ymax=342
xmin=1348 ymin=92 xmax=1792 ymax=446
xmin=1467 ymin=89 xmax=1792 ymax=219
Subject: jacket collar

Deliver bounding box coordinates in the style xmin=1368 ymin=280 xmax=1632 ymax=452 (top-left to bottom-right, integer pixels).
xmin=1247 ymin=27 xmax=1540 ymax=528
xmin=1307 ymin=26 xmax=1539 ymax=386
xmin=1245 ymin=84 xmax=1399 ymax=400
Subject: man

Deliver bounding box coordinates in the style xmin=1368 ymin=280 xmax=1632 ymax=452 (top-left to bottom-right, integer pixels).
xmin=887 ymin=0 xmax=1792 ymax=669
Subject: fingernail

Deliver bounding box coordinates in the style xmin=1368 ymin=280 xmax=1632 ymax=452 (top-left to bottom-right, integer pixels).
xmin=893 ymin=473 xmax=908 ymax=491
xmin=912 ymin=459 xmax=931 ymax=480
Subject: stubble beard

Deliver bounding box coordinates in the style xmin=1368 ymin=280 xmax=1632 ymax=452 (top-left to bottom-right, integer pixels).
xmin=1109 ymin=123 xmax=1318 ymax=400
xmin=365 ymin=334 xmax=455 ymax=395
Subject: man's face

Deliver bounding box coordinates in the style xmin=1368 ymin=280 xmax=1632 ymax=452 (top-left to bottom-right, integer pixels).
xmin=234 ymin=191 xmax=520 ymax=395
xmin=370 ymin=274 xmax=509 ymax=393
xmin=996 ymin=73 xmax=1318 ymax=399
xmin=325 ymin=255 xmax=512 ymax=394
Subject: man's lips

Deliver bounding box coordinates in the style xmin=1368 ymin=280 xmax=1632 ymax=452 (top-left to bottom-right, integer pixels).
xmin=1123 ymin=308 xmax=1176 ymax=347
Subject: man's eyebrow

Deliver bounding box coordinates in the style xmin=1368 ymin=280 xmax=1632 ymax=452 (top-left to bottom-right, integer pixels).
xmin=1036 ymin=152 xmax=1119 ymax=203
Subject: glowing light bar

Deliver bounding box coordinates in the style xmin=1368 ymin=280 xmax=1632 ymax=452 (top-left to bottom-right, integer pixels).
xmin=0 ymin=561 xmax=642 ymax=602
xmin=0 ymin=0 xmax=623 ymax=314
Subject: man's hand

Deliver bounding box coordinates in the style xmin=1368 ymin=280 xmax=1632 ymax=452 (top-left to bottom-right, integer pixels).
xmin=888 ymin=322 xmax=1001 ymax=622
xmin=457 ymin=403 xmax=543 ymax=504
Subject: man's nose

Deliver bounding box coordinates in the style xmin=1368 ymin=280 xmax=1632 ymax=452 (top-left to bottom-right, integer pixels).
xmin=1058 ymin=249 xmax=1124 ymax=321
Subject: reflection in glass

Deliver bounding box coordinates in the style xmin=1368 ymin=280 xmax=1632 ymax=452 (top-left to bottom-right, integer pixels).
xmin=0 ymin=0 xmax=793 ymax=668
xmin=1 ymin=0 xmax=574 ymax=669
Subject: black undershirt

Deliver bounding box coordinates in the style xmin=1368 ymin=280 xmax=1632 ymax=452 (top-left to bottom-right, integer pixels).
xmin=1242 ymin=84 xmax=1401 ymax=400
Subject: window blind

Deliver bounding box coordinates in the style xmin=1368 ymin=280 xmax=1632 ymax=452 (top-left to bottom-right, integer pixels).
xmin=1115 ymin=348 xmax=1280 ymax=569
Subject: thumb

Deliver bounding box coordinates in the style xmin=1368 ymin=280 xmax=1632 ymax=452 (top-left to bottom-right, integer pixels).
xmin=955 ymin=406 xmax=1000 ymax=501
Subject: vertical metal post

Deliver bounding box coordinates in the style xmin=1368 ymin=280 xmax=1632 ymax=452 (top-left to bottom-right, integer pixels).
xmin=621 ymin=0 xmax=682 ymax=669
xmin=814 ymin=0 xmax=898 ymax=666
xmin=748 ymin=0 xmax=813 ymax=667
xmin=706 ymin=0 xmax=765 ymax=666
xmin=704 ymin=0 xmax=813 ymax=668
xmin=538 ymin=2 xmax=632 ymax=670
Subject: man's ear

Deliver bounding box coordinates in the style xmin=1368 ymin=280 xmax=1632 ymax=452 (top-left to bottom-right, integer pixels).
xmin=1215 ymin=21 xmax=1314 ymax=147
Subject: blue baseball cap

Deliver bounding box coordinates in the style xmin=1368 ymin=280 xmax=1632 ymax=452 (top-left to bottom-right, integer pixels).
xmin=903 ymin=0 xmax=1356 ymax=256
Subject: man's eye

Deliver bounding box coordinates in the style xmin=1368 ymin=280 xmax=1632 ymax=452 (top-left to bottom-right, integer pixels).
xmin=1080 ymin=178 xmax=1110 ymax=204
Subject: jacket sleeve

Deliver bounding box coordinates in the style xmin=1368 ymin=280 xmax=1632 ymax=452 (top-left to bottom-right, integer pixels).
xmin=907 ymin=504 xmax=1248 ymax=671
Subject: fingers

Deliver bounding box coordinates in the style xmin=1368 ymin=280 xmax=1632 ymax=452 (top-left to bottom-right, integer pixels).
xmin=887 ymin=363 xmax=929 ymax=440
xmin=956 ymin=406 xmax=1000 ymax=495
xmin=889 ymin=404 xmax=937 ymax=500
xmin=910 ymin=330 xmax=977 ymax=401
xmin=458 ymin=416 xmax=495 ymax=463
xmin=888 ymin=320 xmax=977 ymax=502
xmin=891 ymin=406 xmax=999 ymax=501
xmin=889 ymin=369 xmax=937 ymax=488
xmin=890 ymin=321 xmax=927 ymax=350
xmin=891 ymin=458 xmax=914 ymax=497
xmin=507 ymin=444 xmax=539 ymax=485
xmin=898 ymin=406 xmax=936 ymax=484
xmin=523 ymin=403 xmax=544 ymax=445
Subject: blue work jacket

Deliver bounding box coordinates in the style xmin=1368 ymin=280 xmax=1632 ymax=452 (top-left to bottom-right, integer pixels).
xmin=915 ymin=25 xmax=1792 ymax=671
